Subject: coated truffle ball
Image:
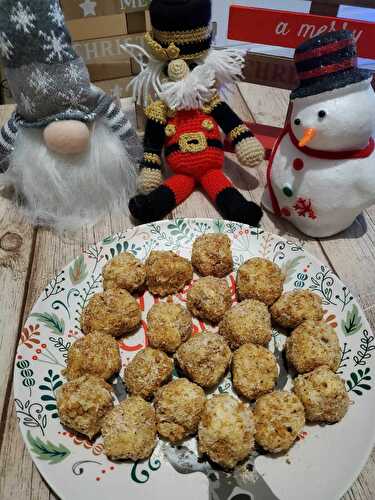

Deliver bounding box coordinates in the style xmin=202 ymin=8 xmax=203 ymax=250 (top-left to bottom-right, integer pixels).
xmin=286 ymin=320 xmax=341 ymax=374
xmin=63 ymin=331 xmax=121 ymax=381
xmin=232 ymin=343 xmax=278 ymax=400
xmin=155 ymin=378 xmax=206 ymax=443
xmin=80 ymin=289 xmax=141 ymax=337
xmin=198 ymin=394 xmax=255 ymax=469
xmin=191 ymin=233 xmax=233 ymax=277
xmin=102 ymin=252 xmax=146 ymax=293
xmin=102 ymin=396 xmax=157 ymax=460
xmin=124 ymin=347 xmax=174 ymax=399
xmin=146 ymin=251 xmax=193 ymax=297
xmin=254 ymin=391 xmax=305 ymax=453
xmin=147 ymin=302 xmax=192 ymax=353
xmin=219 ymin=299 xmax=272 ymax=349
xmin=236 ymin=258 xmax=285 ymax=305
xmin=187 ymin=277 xmax=232 ymax=324
xmin=56 ymin=374 xmax=113 ymax=440
xmin=175 ymin=332 xmax=232 ymax=389
xmin=271 ymin=290 xmax=324 ymax=329
xmin=293 ymin=366 xmax=349 ymax=423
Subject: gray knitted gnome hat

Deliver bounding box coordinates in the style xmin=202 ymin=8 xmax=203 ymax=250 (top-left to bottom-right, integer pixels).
xmin=0 ymin=0 xmax=109 ymax=127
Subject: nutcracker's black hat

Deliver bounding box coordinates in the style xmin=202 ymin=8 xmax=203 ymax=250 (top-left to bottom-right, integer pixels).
xmin=146 ymin=0 xmax=213 ymax=61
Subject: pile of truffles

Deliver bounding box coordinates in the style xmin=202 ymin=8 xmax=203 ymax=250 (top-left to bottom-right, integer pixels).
xmin=56 ymin=233 xmax=349 ymax=469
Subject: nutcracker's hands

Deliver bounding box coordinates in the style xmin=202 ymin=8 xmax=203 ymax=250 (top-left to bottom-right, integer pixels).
xmin=137 ymin=167 xmax=163 ymax=194
xmin=235 ymin=136 xmax=265 ymax=168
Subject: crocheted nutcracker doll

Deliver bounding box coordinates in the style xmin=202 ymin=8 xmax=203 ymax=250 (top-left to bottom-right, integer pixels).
xmin=0 ymin=0 xmax=141 ymax=231
xmin=124 ymin=0 xmax=265 ymax=225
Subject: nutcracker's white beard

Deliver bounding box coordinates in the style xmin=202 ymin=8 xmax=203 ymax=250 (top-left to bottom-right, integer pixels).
xmin=159 ymin=48 xmax=246 ymax=111
xmin=123 ymin=44 xmax=246 ymax=110
xmin=1 ymin=118 xmax=138 ymax=233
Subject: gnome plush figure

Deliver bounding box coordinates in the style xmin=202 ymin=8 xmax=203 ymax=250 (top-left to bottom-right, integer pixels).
xmin=0 ymin=0 xmax=141 ymax=231
xmin=124 ymin=0 xmax=265 ymax=225
xmin=263 ymin=30 xmax=375 ymax=238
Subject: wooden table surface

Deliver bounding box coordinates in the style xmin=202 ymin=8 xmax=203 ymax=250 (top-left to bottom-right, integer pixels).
xmin=0 ymin=84 xmax=374 ymax=500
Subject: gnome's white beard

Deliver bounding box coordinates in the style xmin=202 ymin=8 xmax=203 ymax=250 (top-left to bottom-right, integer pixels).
xmin=1 ymin=118 xmax=138 ymax=232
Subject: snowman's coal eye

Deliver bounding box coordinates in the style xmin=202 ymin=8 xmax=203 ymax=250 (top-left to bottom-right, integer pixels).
xmin=294 ymin=118 xmax=301 ymax=126
xmin=318 ymin=110 xmax=327 ymax=119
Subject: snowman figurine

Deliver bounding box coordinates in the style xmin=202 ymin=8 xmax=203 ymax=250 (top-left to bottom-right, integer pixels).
xmin=263 ymin=30 xmax=375 ymax=238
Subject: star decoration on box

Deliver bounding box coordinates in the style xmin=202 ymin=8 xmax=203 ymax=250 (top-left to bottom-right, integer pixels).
xmin=79 ymin=0 xmax=97 ymax=17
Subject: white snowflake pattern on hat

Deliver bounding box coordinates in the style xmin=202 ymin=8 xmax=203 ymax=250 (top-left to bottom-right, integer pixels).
xmin=10 ymin=1 xmax=36 ymax=34
xmin=58 ymin=88 xmax=89 ymax=112
xmin=29 ymin=67 xmax=53 ymax=95
xmin=65 ymin=63 xmax=84 ymax=84
xmin=39 ymin=30 xmax=74 ymax=62
xmin=0 ymin=32 xmax=13 ymax=60
xmin=48 ymin=1 xmax=65 ymax=28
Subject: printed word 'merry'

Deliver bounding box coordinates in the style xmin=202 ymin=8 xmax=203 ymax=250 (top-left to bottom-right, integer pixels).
xmin=275 ymin=19 xmax=363 ymax=43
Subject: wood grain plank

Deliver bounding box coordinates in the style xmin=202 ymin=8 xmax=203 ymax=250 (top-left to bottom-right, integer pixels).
xmin=343 ymin=450 xmax=375 ymax=500
xmin=0 ymin=105 xmax=35 ymax=433
xmin=0 ymin=207 xmax=35 ymax=434
xmin=238 ymin=82 xmax=290 ymax=128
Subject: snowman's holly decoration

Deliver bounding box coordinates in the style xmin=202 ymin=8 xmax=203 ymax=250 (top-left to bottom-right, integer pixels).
xmin=0 ymin=0 xmax=141 ymax=231
xmin=263 ymin=30 xmax=375 ymax=238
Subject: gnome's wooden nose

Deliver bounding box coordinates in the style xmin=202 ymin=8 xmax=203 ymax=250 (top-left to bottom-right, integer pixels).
xmin=43 ymin=120 xmax=90 ymax=155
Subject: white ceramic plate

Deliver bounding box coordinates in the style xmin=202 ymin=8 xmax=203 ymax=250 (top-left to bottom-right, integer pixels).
xmin=14 ymin=219 xmax=375 ymax=500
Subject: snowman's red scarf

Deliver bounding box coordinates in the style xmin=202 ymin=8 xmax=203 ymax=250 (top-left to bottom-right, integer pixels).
xmin=267 ymin=124 xmax=375 ymax=216
xmin=288 ymin=125 xmax=374 ymax=159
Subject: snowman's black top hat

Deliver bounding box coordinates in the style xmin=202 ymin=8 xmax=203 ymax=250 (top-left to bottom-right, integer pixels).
xmin=291 ymin=30 xmax=372 ymax=100
xmin=146 ymin=0 xmax=212 ymax=61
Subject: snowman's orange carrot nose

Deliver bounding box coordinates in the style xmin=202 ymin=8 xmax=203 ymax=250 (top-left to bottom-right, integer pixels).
xmin=299 ymin=128 xmax=317 ymax=147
